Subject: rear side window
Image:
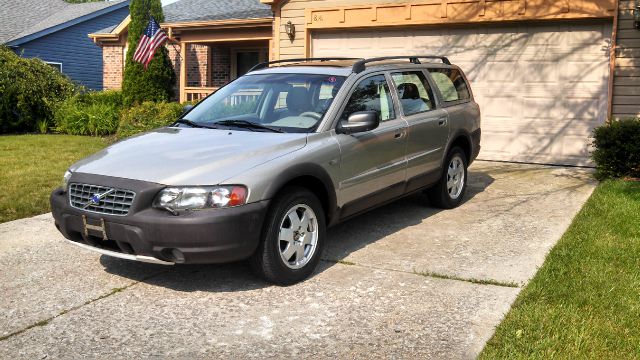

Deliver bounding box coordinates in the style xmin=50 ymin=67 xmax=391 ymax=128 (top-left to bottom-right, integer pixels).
xmin=391 ymin=71 xmax=435 ymax=115
xmin=429 ymin=68 xmax=471 ymax=103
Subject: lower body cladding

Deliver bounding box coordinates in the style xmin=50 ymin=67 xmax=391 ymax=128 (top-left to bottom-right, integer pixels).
xmin=50 ymin=188 xmax=269 ymax=265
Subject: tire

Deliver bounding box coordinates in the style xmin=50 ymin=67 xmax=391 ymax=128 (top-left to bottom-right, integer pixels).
xmin=250 ymin=186 xmax=326 ymax=285
xmin=427 ymin=147 xmax=468 ymax=209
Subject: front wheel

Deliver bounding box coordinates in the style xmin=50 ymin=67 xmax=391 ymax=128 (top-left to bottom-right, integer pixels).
xmin=427 ymin=147 xmax=468 ymax=209
xmin=250 ymin=187 xmax=326 ymax=285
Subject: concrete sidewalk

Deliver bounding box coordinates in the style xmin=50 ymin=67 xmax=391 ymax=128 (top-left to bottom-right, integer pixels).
xmin=0 ymin=161 xmax=596 ymax=359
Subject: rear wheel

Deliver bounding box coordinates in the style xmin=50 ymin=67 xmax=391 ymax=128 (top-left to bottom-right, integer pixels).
xmin=250 ymin=187 xmax=326 ymax=285
xmin=427 ymin=147 xmax=468 ymax=209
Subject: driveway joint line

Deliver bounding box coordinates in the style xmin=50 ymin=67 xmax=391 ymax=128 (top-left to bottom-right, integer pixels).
xmin=0 ymin=269 xmax=169 ymax=342
xmin=321 ymin=258 xmax=521 ymax=288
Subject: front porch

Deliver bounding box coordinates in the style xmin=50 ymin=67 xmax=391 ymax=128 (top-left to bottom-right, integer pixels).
xmin=164 ymin=19 xmax=272 ymax=103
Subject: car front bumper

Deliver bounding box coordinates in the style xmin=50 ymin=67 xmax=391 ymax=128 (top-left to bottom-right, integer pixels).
xmin=50 ymin=176 xmax=269 ymax=265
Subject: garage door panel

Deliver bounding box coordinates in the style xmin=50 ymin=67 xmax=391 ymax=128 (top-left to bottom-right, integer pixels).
xmin=311 ymin=22 xmax=611 ymax=166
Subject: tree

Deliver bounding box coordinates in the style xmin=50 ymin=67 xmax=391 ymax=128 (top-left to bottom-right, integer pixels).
xmin=122 ymin=0 xmax=176 ymax=107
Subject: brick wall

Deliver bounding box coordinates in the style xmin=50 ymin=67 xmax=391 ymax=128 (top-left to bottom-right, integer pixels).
xmin=103 ymin=45 xmax=124 ymax=90
xmin=186 ymin=44 xmax=210 ymax=87
xmin=102 ymin=42 xmax=232 ymax=90
xmin=211 ymin=46 xmax=231 ymax=87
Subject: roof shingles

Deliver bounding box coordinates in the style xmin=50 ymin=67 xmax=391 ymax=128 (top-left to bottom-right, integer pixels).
xmin=163 ymin=0 xmax=272 ymax=23
xmin=0 ymin=0 xmax=128 ymax=44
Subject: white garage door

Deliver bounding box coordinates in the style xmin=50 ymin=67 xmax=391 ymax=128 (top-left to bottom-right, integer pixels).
xmin=312 ymin=22 xmax=612 ymax=166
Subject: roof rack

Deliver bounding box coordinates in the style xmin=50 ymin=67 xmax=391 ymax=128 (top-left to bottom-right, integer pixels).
xmin=249 ymin=57 xmax=363 ymax=72
xmin=352 ymin=56 xmax=451 ymax=73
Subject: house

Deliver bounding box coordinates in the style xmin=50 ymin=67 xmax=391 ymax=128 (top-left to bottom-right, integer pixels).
xmin=96 ymin=0 xmax=639 ymax=166
xmin=90 ymin=0 xmax=273 ymax=100
xmin=0 ymin=0 xmax=130 ymax=90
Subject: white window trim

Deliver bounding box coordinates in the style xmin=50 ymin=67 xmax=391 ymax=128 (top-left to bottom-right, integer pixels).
xmin=45 ymin=61 xmax=63 ymax=73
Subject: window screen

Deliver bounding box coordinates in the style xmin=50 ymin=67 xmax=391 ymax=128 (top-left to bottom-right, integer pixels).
xmin=429 ymin=69 xmax=470 ymax=103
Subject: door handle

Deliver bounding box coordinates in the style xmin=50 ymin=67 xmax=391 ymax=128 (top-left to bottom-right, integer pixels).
xmin=394 ymin=131 xmax=405 ymax=139
xmin=438 ymin=118 xmax=448 ymax=126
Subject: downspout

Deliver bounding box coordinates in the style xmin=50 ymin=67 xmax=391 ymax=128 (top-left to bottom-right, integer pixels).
xmin=607 ymin=0 xmax=620 ymax=123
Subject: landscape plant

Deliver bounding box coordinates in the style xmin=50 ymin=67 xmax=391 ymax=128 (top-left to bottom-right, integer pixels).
xmin=121 ymin=0 xmax=176 ymax=107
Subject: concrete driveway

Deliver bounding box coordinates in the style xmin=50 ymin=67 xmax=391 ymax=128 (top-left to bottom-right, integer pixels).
xmin=0 ymin=161 xmax=595 ymax=359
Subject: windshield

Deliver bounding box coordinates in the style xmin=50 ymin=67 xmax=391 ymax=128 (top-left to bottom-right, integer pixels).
xmin=182 ymin=73 xmax=347 ymax=133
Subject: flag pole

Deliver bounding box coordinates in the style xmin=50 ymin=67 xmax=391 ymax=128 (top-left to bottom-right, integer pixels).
xmin=148 ymin=10 xmax=183 ymax=63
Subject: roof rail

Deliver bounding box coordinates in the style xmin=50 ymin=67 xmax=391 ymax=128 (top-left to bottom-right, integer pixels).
xmin=352 ymin=56 xmax=451 ymax=73
xmin=249 ymin=57 xmax=364 ymax=73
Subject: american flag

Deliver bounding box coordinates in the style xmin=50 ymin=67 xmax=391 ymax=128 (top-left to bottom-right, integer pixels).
xmin=133 ymin=17 xmax=168 ymax=69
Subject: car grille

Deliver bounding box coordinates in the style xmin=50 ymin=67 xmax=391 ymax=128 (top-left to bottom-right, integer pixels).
xmin=68 ymin=183 xmax=136 ymax=216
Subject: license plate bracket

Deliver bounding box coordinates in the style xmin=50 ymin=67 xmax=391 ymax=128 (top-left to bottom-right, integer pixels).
xmin=82 ymin=215 xmax=108 ymax=241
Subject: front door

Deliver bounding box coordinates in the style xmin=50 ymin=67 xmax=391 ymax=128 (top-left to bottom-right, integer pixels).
xmin=334 ymin=73 xmax=408 ymax=218
xmin=233 ymin=48 xmax=269 ymax=79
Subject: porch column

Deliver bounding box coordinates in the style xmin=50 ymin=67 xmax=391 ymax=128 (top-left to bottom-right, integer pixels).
xmin=179 ymin=42 xmax=187 ymax=103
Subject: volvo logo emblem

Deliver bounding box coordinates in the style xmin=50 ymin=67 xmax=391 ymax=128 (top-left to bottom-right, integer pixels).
xmin=83 ymin=189 xmax=115 ymax=209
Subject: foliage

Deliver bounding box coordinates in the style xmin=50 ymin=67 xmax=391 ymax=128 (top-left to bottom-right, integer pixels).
xmin=116 ymin=101 xmax=184 ymax=139
xmin=54 ymin=90 xmax=123 ymax=136
xmin=122 ymin=0 xmax=176 ymax=107
xmin=0 ymin=46 xmax=75 ymax=133
xmin=592 ymin=118 xmax=640 ymax=180
xmin=0 ymin=135 xmax=107 ymax=223
xmin=481 ymin=180 xmax=640 ymax=358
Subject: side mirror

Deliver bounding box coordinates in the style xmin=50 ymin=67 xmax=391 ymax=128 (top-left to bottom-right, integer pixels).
xmin=182 ymin=104 xmax=194 ymax=115
xmin=336 ymin=111 xmax=380 ymax=135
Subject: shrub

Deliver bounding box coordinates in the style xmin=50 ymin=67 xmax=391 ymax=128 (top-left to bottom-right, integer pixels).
xmin=116 ymin=101 xmax=184 ymax=139
xmin=0 ymin=46 xmax=75 ymax=133
xmin=592 ymin=118 xmax=640 ymax=180
xmin=54 ymin=90 xmax=122 ymax=136
xmin=121 ymin=0 xmax=176 ymax=107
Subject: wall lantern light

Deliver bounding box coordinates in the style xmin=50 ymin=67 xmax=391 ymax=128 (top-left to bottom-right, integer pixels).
xmin=285 ymin=21 xmax=296 ymax=41
xmin=635 ymin=0 xmax=640 ymax=29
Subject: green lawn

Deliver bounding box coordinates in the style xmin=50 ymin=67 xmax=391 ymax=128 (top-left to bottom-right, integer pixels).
xmin=481 ymin=180 xmax=640 ymax=359
xmin=0 ymin=135 xmax=108 ymax=223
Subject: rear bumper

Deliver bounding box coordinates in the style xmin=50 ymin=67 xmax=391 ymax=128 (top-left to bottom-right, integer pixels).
xmin=50 ymin=184 xmax=269 ymax=265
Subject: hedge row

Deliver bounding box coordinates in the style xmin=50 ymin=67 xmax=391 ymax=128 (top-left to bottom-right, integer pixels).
xmin=592 ymin=118 xmax=640 ymax=180
xmin=0 ymin=46 xmax=75 ymax=133
xmin=54 ymin=91 xmax=184 ymax=139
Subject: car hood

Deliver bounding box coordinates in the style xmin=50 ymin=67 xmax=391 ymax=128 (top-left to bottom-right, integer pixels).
xmin=70 ymin=127 xmax=308 ymax=185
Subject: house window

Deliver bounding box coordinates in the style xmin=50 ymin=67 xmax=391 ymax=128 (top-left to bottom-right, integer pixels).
xmin=45 ymin=61 xmax=63 ymax=73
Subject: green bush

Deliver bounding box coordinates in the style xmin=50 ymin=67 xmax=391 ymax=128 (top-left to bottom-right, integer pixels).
xmin=54 ymin=90 xmax=122 ymax=136
xmin=0 ymin=46 xmax=75 ymax=133
xmin=592 ymin=118 xmax=640 ymax=180
xmin=116 ymin=101 xmax=184 ymax=139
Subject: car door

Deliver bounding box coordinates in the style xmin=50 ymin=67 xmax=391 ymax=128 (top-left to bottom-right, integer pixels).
xmin=334 ymin=73 xmax=408 ymax=218
xmin=390 ymin=70 xmax=449 ymax=191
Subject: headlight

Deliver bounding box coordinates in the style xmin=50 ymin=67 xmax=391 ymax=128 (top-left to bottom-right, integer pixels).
xmin=62 ymin=170 xmax=72 ymax=191
xmin=153 ymin=186 xmax=248 ymax=212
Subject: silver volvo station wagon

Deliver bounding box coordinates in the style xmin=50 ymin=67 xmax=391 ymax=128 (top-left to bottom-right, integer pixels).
xmin=51 ymin=56 xmax=481 ymax=285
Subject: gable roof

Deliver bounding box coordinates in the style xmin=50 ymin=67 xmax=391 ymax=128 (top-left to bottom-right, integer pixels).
xmin=1 ymin=0 xmax=129 ymax=45
xmin=163 ymin=0 xmax=272 ymax=23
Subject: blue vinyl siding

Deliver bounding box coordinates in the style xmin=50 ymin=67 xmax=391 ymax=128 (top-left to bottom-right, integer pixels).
xmin=15 ymin=7 xmax=129 ymax=90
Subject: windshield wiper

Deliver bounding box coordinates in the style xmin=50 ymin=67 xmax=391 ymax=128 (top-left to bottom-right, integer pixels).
xmin=216 ymin=120 xmax=284 ymax=133
xmin=174 ymin=119 xmax=219 ymax=129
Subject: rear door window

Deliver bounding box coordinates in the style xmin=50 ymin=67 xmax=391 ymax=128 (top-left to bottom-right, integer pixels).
xmin=341 ymin=74 xmax=395 ymax=122
xmin=391 ymin=71 xmax=436 ymax=116
xmin=428 ymin=68 xmax=471 ymax=103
